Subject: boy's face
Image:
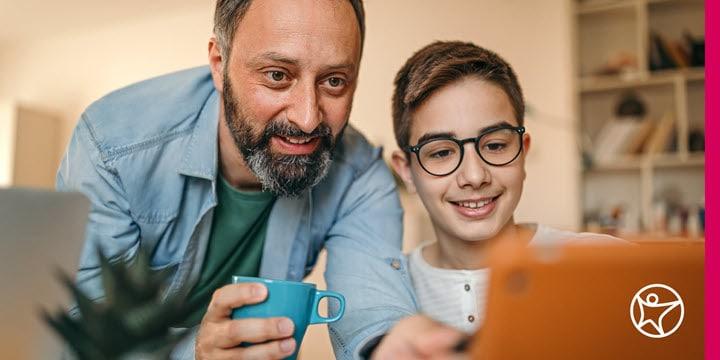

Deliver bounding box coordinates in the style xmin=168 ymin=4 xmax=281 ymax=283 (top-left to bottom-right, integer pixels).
xmin=392 ymin=77 xmax=531 ymax=243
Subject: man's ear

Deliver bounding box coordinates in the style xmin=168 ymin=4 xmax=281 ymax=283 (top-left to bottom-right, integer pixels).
xmin=208 ymin=37 xmax=224 ymax=92
xmin=522 ymin=131 xmax=531 ymax=156
xmin=390 ymin=150 xmax=417 ymax=193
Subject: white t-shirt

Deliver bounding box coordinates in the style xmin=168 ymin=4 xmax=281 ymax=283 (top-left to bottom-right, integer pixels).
xmin=407 ymin=223 xmax=622 ymax=333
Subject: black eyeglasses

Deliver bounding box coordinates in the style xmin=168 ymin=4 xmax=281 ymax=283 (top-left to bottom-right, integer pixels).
xmin=404 ymin=125 xmax=525 ymax=176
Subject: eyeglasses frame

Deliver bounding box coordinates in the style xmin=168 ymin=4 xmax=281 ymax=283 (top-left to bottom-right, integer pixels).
xmin=404 ymin=124 xmax=526 ymax=176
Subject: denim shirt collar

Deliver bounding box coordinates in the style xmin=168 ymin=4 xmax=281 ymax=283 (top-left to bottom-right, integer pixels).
xmin=177 ymin=90 xmax=219 ymax=181
xmin=174 ymin=88 xmax=310 ymax=281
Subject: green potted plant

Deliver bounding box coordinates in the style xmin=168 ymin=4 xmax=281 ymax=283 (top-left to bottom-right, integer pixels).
xmin=42 ymin=247 xmax=192 ymax=359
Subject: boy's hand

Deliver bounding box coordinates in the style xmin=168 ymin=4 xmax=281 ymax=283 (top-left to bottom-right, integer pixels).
xmin=371 ymin=315 xmax=468 ymax=360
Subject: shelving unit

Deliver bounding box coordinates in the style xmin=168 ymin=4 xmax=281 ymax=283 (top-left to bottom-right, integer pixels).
xmin=574 ymin=0 xmax=705 ymax=236
xmin=0 ymin=100 xmax=59 ymax=189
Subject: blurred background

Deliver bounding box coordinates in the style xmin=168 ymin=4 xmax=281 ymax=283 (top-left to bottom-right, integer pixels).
xmin=0 ymin=0 xmax=705 ymax=358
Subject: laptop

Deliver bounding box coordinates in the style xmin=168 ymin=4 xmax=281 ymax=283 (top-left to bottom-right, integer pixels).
xmin=470 ymin=239 xmax=704 ymax=360
xmin=0 ymin=188 xmax=89 ymax=359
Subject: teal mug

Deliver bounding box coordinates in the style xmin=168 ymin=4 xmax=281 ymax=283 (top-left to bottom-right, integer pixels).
xmin=231 ymin=276 xmax=346 ymax=360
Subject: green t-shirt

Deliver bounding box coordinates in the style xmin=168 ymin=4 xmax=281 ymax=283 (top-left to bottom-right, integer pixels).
xmin=180 ymin=176 xmax=275 ymax=326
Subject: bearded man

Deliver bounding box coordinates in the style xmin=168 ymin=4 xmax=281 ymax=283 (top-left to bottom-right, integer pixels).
xmin=56 ymin=0 xmax=431 ymax=359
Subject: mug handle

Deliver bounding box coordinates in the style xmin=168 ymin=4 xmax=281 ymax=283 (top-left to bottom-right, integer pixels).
xmin=309 ymin=290 xmax=345 ymax=324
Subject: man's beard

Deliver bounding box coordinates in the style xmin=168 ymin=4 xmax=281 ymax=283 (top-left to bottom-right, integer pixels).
xmin=222 ymin=74 xmax=339 ymax=197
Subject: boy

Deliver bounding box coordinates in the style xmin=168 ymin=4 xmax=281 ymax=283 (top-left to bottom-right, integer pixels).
xmin=389 ymin=41 xmax=620 ymax=333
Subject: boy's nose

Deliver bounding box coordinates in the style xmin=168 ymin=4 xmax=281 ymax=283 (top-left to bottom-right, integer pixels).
xmin=455 ymin=147 xmax=491 ymax=189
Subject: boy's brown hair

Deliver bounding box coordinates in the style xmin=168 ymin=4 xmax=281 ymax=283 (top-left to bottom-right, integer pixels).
xmin=392 ymin=41 xmax=525 ymax=151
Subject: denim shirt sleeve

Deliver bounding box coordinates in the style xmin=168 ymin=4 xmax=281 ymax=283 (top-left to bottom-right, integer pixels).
xmin=324 ymin=157 xmax=418 ymax=359
xmin=56 ymin=115 xmax=140 ymax=302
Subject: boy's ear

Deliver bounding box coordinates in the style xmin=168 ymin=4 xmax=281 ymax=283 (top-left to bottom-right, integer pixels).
xmin=522 ymin=132 xmax=531 ymax=156
xmin=390 ymin=150 xmax=417 ymax=193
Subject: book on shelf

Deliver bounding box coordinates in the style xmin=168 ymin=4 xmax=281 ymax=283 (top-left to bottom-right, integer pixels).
xmin=643 ymin=112 xmax=675 ymax=155
xmin=649 ymin=31 xmax=692 ymax=71
xmin=592 ymin=117 xmax=648 ymax=163
xmin=624 ymin=119 xmax=655 ymax=155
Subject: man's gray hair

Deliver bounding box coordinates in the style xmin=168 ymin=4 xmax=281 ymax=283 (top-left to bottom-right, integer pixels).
xmin=213 ymin=0 xmax=366 ymax=59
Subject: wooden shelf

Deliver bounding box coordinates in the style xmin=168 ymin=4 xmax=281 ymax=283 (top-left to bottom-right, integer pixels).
xmin=651 ymin=152 xmax=705 ymax=168
xmin=647 ymin=0 xmax=704 ymax=8
xmin=579 ymin=68 xmax=705 ymax=92
xmin=586 ymin=155 xmax=644 ymax=172
xmin=577 ymin=0 xmax=637 ymax=15
xmin=624 ymin=234 xmax=705 ymax=243
xmin=585 ymin=152 xmax=704 ymax=173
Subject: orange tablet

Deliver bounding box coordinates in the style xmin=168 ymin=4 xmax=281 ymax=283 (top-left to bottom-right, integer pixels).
xmin=470 ymin=240 xmax=704 ymax=360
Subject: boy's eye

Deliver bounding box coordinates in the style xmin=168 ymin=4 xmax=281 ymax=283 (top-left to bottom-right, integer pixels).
xmin=483 ymin=142 xmax=507 ymax=152
xmin=429 ymin=149 xmax=454 ymax=159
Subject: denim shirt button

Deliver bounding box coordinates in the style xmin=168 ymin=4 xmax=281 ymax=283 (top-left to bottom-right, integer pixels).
xmin=390 ymin=259 xmax=401 ymax=270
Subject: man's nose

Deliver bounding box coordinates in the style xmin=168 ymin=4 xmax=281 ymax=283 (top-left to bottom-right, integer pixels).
xmin=286 ymin=81 xmax=321 ymax=134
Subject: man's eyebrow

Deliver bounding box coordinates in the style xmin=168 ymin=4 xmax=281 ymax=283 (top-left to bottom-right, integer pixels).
xmin=323 ymin=62 xmax=357 ymax=74
xmin=248 ymin=52 xmax=356 ymax=73
xmin=248 ymin=51 xmax=299 ymax=67
xmin=416 ymin=131 xmax=456 ymax=145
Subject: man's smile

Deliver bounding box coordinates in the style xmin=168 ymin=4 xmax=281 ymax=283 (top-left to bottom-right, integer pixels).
xmin=271 ymin=135 xmax=321 ymax=155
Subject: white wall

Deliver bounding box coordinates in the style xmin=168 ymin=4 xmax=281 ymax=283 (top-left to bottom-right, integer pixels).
xmin=0 ymin=2 xmax=215 ymax=165
xmin=0 ymin=100 xmax=17 ymax=187
xmin=0 ymin=0 xmax=580 ymax=232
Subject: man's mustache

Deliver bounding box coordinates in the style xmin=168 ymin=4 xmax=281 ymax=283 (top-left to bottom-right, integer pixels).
xmin=263 ymin=120 xmax=332 ymax=140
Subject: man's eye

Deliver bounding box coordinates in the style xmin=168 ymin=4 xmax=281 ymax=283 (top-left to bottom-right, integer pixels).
xmin=268 ymin=71 xmax=286 ymax=82
xmin=327 ymin=77 xmax=345 ymax=87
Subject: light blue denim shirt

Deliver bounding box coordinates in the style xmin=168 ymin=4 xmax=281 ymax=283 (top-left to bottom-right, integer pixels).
xmin=56 ymin=66 xmax=418 ymax=359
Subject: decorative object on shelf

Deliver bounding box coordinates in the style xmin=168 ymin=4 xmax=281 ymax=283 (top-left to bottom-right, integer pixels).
xmin=591 ymin=92 xmax=657 ymax=163
xmin=683 ymin=30 xmax=705 ymax=67
xmin=583 ymin=203 xmax=640 ymax=237
xmin=688 ymin=128 xmax=705 ymax=152
xmin=595 ymin=51 xmax=638 ymax=77
xmin=615 ymin=91 xmax=646 ymax=117
xmin=41 ymin=247 xmax=192 ymax=360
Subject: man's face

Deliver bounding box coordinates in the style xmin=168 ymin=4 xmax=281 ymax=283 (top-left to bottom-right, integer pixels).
xmin=396 ymin=77 xmax=530 ymax=244
xmin=220 ymin=0 xmax=361 ymax=197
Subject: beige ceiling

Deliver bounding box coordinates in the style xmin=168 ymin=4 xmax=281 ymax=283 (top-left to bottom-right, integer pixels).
xmin=0 ymin=0 xmax=213 ymax=45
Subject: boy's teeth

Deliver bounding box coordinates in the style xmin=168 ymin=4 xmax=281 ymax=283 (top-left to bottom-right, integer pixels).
xmin=459 ymin=199 xmax=491 ymax=209
xmin=283 ymin=136 xmax=312 ymax=144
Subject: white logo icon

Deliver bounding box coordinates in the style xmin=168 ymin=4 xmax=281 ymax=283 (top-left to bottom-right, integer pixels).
xmin=630 ymin=283 xmax=684 ymax=338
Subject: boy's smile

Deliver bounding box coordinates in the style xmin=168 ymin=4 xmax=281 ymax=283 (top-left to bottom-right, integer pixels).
xmin=449 ymin=194 xmax=500 ymax=219
xmin=393 ymin=76 xmax=531 ymax=245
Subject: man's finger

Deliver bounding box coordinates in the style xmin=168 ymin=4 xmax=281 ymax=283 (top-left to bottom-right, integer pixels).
xmin=204 ymin=283 xmax=267 ymax=322
xmin=215 ymin=317 xmax=295 ymax=348
xmin=228 ymin=338 xmax=297 ymax=360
